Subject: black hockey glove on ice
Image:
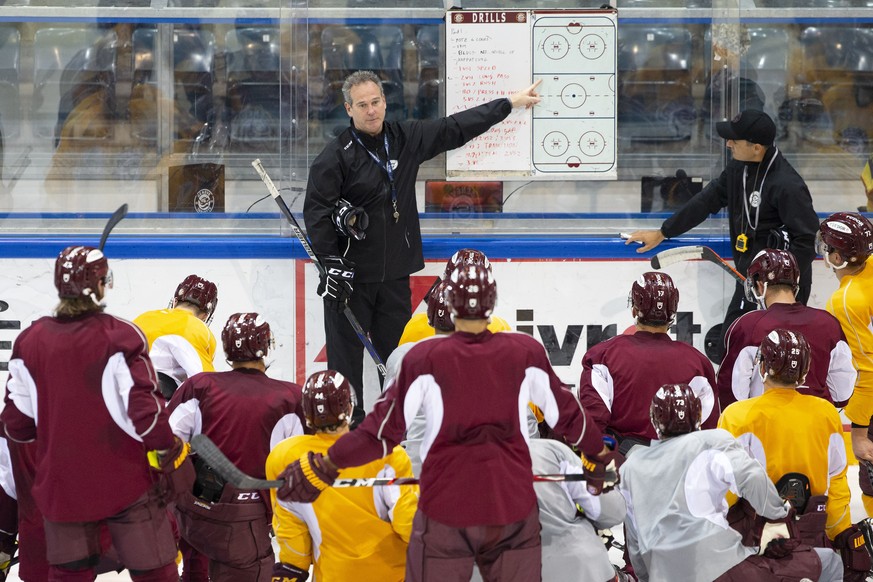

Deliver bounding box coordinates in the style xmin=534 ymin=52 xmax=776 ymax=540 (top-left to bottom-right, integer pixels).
xmin=317 ymin=256 xmax=355 ymax=312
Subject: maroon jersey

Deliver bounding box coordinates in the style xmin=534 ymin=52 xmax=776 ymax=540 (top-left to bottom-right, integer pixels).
xmin=578 ymin=331 xmax=717 ymax=441
xmin=328 ymin=330 xmax=604 ymax=528
xmin=167 ymin=368 xmax=305 ymax=480
xmin=717 ymin=302 xmax=855 ymax=409
xmin=1 ymin=312 xmax=174 ymax=522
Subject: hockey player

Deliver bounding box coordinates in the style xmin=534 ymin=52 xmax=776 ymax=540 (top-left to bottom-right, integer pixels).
xmin=265 ymin=369 xmax=417 ymax=582
xmin=274 ymin=263 xmax=618 ymax=581
xmin=620 ymin=383 xmax=843 ymax=582
xmin=167 ymin=312 xmax=306 ymax=582
xmin=718 ymin=248 xmax=855 ymax=408
xmin=134 ymin=274 xmax=218 ymax=399
xmin=388 ymin=278 xmax=455 ymax=476
xmin=397 ymin=248 xmax=510 ymax=345
xmin=817 ymin=212 xmax=873 ymax=516
xmin=470 ymin=410 xmax=628 ymax=582
xmin=1 ymin=245 xmax=193 ymax=581
xmin=578 ymin=271 xmax=718 ymax=453
xmin=719 ymin=328 xmax=867 ymax=580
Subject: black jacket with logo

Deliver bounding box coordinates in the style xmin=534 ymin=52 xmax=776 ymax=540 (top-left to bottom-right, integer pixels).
xmin=661 ymin=147 xmax=819 ymax=294
xmin=304 ymin=98 xmax=512 ymax=283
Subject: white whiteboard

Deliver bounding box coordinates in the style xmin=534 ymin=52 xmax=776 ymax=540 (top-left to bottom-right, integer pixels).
xmin=446 ymin=9 xmax=618 ymax=181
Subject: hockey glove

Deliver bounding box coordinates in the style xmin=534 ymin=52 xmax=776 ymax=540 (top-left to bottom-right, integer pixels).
xmin=272 ymin=562 xmax=309 ymax=582
xmin=762 ymin=537 xmax=800 ymax=559
xmin=148 ymin=437 xmax=195 ymax=504
xmin=834 ymin=522 xmax=873 ymax=580
xmin=332 ymin=199 xmax=369 ymax=241
xmin=276 ymin=451 xmax=339 ymax=504
xmin=582 ymin=450 xmax=623 ymax=495
xmin=317 ymin=256 xmax=355 ymax=312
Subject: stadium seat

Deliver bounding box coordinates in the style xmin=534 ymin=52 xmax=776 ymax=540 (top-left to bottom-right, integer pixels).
xmin=413 ymin=25 xmax=440 ymax=120
xmin=129 ymin=26 xmax=215 ymax=147
xmin=617 ymin=26 xmax=695 ymax=142
xmin=0 ymin=26 xmax=21 ymax=141
xmin=32 ymin=27 xmax=117 ymax=145
xmin=320 ymin=25 xmax=407 ymax=138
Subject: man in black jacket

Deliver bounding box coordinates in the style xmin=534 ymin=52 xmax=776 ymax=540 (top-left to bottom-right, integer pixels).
xmin=626 ymin=109 xmax=819 ymax=362
xmin=304 ymin=70 xmax=541 ymax=422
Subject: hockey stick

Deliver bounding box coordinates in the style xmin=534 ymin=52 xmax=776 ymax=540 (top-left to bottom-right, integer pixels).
xmin=98 ymin=204 xmax=129 ymax=251
xmin=191 ymin=433 xmax=615 ymax=490
xmin=251 ymin=159 xmax=388 ymax=377
xmin=651 ymin=245 xmax=745 ymax=283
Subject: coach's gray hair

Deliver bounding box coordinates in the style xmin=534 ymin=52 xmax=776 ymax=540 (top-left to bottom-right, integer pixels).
xmin=342 ymin=70 xmax=384 ymax=105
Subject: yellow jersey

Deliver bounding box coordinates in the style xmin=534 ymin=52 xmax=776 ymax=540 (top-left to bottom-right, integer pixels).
xmin=398 ymin=312 xmax=512 ymax=345
xmin=266 ymin=433 xmax=418 ymax=581
xmin=827 ymin=256 xmax=873 ymax=376
xmin=133 ymin=308 xmax=216 ymax=386
xmin=719 ymin=389 xmax=851 ymax=539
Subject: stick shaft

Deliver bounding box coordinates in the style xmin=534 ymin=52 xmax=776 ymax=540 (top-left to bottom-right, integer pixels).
xmin=251 ymin=160 xmax=388 ymax=376
xmin=191 ymin=434 xmax=607 ymax=490
xmin=98 ymin=204 xmax=129 ymax=251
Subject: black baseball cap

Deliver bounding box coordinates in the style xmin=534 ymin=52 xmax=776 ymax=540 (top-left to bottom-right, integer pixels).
xmin=716 ymin=109 xmax=776 ymax=146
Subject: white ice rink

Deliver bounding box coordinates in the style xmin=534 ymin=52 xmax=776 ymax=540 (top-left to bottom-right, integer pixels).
xmin=5 ymin=464 xmax=870 ymax=581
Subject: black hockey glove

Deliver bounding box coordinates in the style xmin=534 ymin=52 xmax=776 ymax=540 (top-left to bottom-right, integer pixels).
xmin=272 ymin=562 xmax=309 ymax=582
xmin=332 ymin=199 xmax=369 ymax=241
xmin=317 ymin=256 xmax=355 ymax=312
xmin=834 ymin=521 xmax=873 ymax=581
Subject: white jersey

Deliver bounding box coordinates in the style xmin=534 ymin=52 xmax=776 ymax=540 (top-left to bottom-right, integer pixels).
xmin=469 ymin=436 xmax=625 ymax=582
xmin=619 ymin=429 xmax=788 ymax=582
xmin=385 ymin=335 xmax=446 ymax=476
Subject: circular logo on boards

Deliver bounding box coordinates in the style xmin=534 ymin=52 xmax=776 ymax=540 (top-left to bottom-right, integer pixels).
xmin=195 ymin=188 xmax=215 ymax=213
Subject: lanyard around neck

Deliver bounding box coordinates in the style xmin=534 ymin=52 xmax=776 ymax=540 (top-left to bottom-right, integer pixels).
xmin=742 ymin=147 xmax=778 ymax=233
xmin=350 ymin=129 xmax=399 ymax=222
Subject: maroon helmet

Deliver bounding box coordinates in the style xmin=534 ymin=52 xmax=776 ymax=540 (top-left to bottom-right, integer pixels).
xmin=302 ymin=370 xmax=356 ymax=429
xmin=744 ymin=248 xmax=800 ymax=305
xmin=427 ymin=279 xmax=455 ymax=333
xmin=54 ymin=245 xmax=112 ymax=300
xmin=221 ymin=313 xmax=273 ymax=362
xmin=650 ymin=383 xmax=702 ymax=438
xmin=817 ymin=212 xmax=873 ymax=268
xmin=630 ymin=272 xmax=679 ymax=325
xmin=173 ymin=274 xmax=218 ymax=324
xmin=443 ymin=248 xmax=492 ymax=278
xmin=446 ymin=263 xmax=497 ymax=320
xmin=756 ymin=328 xmax=811 ymax=386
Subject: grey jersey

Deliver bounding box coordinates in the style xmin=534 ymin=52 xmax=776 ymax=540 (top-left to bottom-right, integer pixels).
xmin=619 ymin=429 xmax=788 ymax=582
xmin=471 ymin=435 xmax=625 ymax=582
xmin=385 ymin=335 xmax=445 ymax=477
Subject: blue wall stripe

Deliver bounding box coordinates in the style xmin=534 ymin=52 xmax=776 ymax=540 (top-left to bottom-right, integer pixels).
xmin=3 ymin=235 xmax=733 ymax=260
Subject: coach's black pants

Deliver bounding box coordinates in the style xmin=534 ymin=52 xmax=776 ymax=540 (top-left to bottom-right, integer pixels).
xmin=324 ymin=276 xmax=411 ymax=425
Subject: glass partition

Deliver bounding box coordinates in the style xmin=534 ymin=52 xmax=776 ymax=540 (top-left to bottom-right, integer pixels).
xmin=0 ymin=0 xmax=869 ymax=236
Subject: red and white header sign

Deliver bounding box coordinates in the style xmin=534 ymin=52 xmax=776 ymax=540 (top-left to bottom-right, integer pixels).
xmin=446 ymin=9 xmax=618 ymax=181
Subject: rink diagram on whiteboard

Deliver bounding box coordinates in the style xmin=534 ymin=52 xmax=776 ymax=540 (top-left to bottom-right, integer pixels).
xmin=445 ymin=9 xmax=617 ymax=180
xmin=532 ymin=15 xmax=616 ymax=174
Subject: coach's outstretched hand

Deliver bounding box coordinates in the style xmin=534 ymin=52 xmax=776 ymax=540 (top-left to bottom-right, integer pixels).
xmin=625 ymin=229 xmax=666 ymax=253
xmin=277 ymin=451 xmax=339 ymax=504
xmin=509 ymin=79 xmax=542 ymax=109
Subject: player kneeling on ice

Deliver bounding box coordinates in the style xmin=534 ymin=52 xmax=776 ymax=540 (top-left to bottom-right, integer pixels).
xmin=1 ymin=245 xmax=194 ymax=581
xmin=620 ymin=383 xmax=843 ymax=582
xmin=166 ymin=313 xmax=306 ymax=581
xmin=266 ymin=370 xmax=418 ymax=582
xmin=273 ymin=263 xmax=619 ymax=582
xmin=468 ymin=409 xmax=627 ymax=582
xmin=720 ymin=328 xmax=870 ymax=581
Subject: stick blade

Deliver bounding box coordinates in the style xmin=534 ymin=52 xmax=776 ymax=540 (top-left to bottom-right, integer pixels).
xmin=190 ymin=434 xmax=282 ymax=490
xmin=651 ymin=245 xmax=705 ymax=270
xmin=98 ymin=204 xmax=129 ymax=251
